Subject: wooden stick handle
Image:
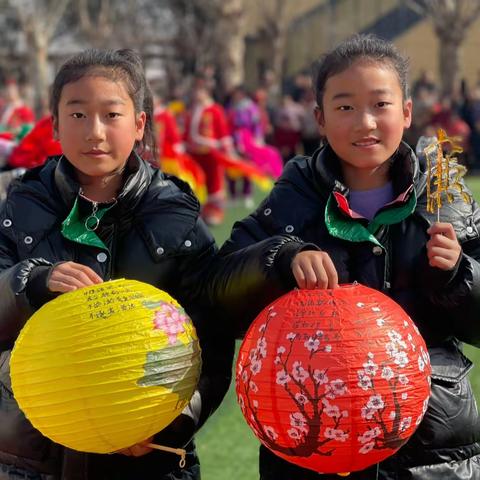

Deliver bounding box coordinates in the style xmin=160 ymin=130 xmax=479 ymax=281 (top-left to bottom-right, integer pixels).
xmin=147 ymin=443 xmax=186 ymax=468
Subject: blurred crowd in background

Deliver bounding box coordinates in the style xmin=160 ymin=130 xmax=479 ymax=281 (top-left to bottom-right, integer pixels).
xmin=1 ymin=65 xmax=480 ymax=225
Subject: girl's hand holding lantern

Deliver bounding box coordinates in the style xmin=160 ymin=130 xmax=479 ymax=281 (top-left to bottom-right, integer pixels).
xmin=291 ymin=250 xmax=339 ymax=289
xmin=48 ymin=261 xmax=103 ymax=292
xmin=116 ymin=437 xmax=154 ymax=457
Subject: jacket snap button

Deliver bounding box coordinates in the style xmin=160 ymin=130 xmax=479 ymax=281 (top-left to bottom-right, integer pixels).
xmin=372 ymin=246 xmax=383 ymax=256
xmin=285 ymin=225 xmax=294 ymax=233
xmin=467 ymin=226 xmax=474 ymax=234
xmin=184 ymin=240 xmax=192 ymax=247
xmin=264 ymin=208 xmax=272 ymax=216
xmin=2 ymin=219 xmax=12 ymax=227
xmin=156 ymin=247 xmax=165 ymax=255
xmin=24 ymin=236 xmax=33 ymax=245
xmin=97 ymin=252 xmax=108 ymax=263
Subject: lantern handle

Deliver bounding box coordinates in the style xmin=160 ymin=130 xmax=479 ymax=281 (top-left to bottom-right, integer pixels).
xmin=147 ymin=443 xmax=187 ymax=468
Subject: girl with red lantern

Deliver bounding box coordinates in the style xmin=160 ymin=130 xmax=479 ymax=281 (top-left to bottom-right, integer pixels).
xmin=0 ymin=49 xmax=234 ymax=480
xmin=215 ymin=34 xmax=480 ymax=479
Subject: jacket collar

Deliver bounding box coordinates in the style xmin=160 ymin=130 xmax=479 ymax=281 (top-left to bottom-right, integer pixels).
xmin=310 ymin=141 xmax=422 ymax=198
xmin=54 ymin=152 xmax=152 ymax=213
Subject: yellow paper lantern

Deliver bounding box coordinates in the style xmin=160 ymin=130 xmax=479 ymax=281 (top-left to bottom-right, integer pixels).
xmin=10 ymin=279 xmax=201 ymax=454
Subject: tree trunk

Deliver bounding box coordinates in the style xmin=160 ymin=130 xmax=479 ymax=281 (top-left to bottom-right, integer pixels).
xmin=26 ymin=30 xmax=50 ymax=118
xmin=10 ymin=0 xmax=71 ymax=117
xmin=436 ymin=30 xmax=463 ymax=97
xmin=263 ymin=0 xmax=288 ymax=99
xmin=407 ymin=0 xmax=480 ymax=97
xmin=271 ymin=28 xmax=287 ymax=91
xmin=35 ymin=42 xmax=50 ymax=116
xmin=216 ymin=0 xmax=245 ymax=96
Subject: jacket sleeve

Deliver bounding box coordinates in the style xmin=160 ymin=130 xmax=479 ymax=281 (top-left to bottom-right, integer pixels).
xmin=208 ymin=210 xmax=318 ymax=337
xmin=451 ymin=244 xmax=480 ymax=346
xmin=423 ymin=243 xmax=480 ymax=347
xmin=419 ymin=199 xmax=480 ymax=347
xmin=0 ymin=230 xmax=53 ymax=346
xmin=154 ymin=218 xmax=234 ymax=448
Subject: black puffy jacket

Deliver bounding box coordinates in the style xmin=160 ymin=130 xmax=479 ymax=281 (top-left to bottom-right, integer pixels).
xmin=214 ymin=143 xmax=480 ymax=479
xmin=0 ymin=154 xmax=234 ymax=480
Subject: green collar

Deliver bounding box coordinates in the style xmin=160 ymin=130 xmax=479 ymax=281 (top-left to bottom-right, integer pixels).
xmin=325 ymin=191 xmax=417 ymax=248
xmin=61 ymin=196 xmax=114 ymax=251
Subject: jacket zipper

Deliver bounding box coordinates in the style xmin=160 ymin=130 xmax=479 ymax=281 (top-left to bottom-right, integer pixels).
xmin=375 ymin=224 xmax=391 ymax=292
xmin=383 ymin=227 xmax=392 ymax=291
xmin=106 ymin=222 xmax=117 ymax=280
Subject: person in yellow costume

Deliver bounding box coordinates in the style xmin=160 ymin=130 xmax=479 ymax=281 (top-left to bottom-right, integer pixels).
xmin=0 ymin=48 xmax=234 ymax=480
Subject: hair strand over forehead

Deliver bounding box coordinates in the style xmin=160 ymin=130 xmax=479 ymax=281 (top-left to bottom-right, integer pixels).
xmin=312 ymin=34 xmax=410 ymax=109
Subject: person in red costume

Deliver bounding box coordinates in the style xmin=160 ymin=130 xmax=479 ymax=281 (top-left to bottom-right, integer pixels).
xmin=429 ymin=96 xmax=471 ymax=164
xmin=184 ymin=82 xmax=234 ymax=226
xmin=154 ymin=97 xmax=183 ymax=159
xmin=7 ymin=115 xmax=62 ymax=169
xmin=0 ymin=80 xmax=35 ymax=132
xmin=154 ymin=96 xmax=208 ymax=203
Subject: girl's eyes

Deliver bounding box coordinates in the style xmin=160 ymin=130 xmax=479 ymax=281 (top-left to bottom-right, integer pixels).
xmin=336 ymin=102 xmax=391 ymax=111
xmin=70 ymin=112 xmax=122 ymax=119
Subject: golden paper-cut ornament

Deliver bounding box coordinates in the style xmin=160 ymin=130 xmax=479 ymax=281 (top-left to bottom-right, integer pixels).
xmin=424 ymin=129 xmax=472 ymax=220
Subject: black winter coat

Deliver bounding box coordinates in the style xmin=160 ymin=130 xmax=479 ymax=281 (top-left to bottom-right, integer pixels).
xmin=214 ymin=143 xmax=480 ymax=479
xmin=0 ymin=154 xmax=234 ymax=480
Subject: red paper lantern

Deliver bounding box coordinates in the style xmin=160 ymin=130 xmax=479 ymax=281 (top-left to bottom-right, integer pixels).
xmin=236 ymin=284 xmax=431 ymax=474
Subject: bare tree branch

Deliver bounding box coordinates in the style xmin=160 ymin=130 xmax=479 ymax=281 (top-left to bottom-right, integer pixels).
xmin=6 ymin=0 xmax=70 ymax=115
xmin=44 ymin=0 xmax=70 ymax=39
xmin=76 ymin=0 xmax=116 ymax=47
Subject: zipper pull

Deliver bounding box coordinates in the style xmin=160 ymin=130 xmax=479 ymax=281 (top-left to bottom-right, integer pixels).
xmin=85 ymin=202 xmax=100 ymax=231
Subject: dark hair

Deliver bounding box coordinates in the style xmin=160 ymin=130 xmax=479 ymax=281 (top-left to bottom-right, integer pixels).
xmin=50 ymin=48 xmax=156 ymax=158
xmin=312 ymin=34 xmax=410 ymax=109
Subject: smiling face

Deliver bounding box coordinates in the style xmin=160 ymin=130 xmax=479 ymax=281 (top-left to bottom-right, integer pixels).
xmin=54 ymin=75 xmax=146 ymax=182
xmin=315 ymin=60 xmax=412 ymax=190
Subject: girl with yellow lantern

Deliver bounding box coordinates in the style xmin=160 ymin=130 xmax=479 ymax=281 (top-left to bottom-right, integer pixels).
xmin=0 ymin=49 xmax=233 ymax=480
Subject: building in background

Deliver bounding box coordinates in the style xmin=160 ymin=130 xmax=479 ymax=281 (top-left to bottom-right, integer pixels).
xmin=244 ymin=0 xmax=480 ymax=95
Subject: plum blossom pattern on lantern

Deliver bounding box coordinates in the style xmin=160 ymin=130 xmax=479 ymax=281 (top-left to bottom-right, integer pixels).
xmin=143 ymin=300 xmax=188 ymax=345
xmin=237 ymin=304 xmax=350 ymax=458
xmin=138 ymin=300 xmax=200 ymax=395
xmin=355 ymin=302 xmax=431 ymax=454
xmin=237 ymin=286 xmax=432 ymax=474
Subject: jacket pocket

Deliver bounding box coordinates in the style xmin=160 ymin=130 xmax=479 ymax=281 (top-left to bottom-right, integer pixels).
xmin=0 ymin=349 xmax=53 ymax=462
xmin=411 ymin=345 xmax=480 ymax=449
